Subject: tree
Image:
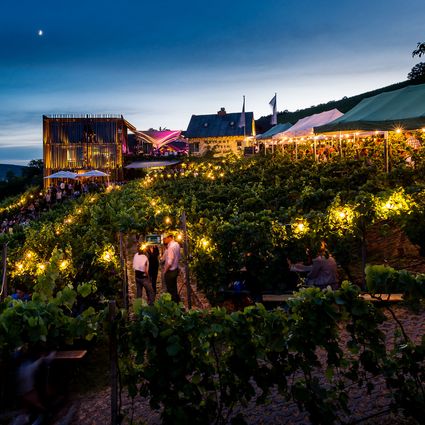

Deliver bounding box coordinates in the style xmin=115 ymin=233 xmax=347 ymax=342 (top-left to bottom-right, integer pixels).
xmin=407 ymin=62 xmax=425 ymax=81
xmin=27 ymin=159 xmax=43 ymax=170
xmin=23 ymin=159 xmax=43 ymax=181
xmin=408 ymin=41 xmax=425 ymax=80
xmin=412 ymin=41 xmax=425 ymax=58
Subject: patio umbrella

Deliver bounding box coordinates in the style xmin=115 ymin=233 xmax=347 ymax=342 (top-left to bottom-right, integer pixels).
xmin=44 ymin=171 xmax=78 ymax=179
xmin=78 ymin=170 xmax=110 ymax=177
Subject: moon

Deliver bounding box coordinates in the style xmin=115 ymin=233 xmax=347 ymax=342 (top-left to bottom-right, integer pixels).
xmin=38 ymin=30 xmax=43 ymax=36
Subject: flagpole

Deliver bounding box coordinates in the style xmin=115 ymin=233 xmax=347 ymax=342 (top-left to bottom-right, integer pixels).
xmin=243 ymin=95 xmax=246 ymax=139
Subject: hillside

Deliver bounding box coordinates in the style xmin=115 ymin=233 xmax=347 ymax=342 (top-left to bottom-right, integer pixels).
xmin=255 ymin=79 xmax=422 ymax=134
xmin=0 ymin=163 xmax=26 ymax=180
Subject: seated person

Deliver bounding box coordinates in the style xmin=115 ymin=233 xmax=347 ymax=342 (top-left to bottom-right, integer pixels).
xmin=288 ymin=243 xmax=338 ymax=289
xmin=12 ymin=285 xmax=31 ymax=301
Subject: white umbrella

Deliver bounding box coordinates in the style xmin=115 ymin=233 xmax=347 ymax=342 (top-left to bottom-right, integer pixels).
xmin=78 ymin=170 xmax=110 ymax=177
xmin=44 ymin=171 xmax=78 ymax=179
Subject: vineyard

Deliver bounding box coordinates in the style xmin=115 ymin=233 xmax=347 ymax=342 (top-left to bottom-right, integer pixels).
xmin=1 ymin=146 xmax=425 ymax=424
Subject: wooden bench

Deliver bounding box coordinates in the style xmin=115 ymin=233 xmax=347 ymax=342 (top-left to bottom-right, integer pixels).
xmin=359 ymin=293 xmax=403 ymax=302
xmin=53 ymin=350 xmax=87 ymax=360
xmin=261 ymin=294 xmax=293 ymax=303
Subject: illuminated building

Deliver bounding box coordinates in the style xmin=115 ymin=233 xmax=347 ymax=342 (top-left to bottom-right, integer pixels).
xmin=43 ymin=114 xmax=136 ymax=186
xmin=185 ymin=107 xmax=255 ymax=155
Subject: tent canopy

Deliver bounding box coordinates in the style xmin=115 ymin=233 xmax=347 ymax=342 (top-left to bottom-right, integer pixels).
xmin=315 ymin=83 xmax=425 ymax=133
xmin=125 ymin=160 xmax=181 ymax=169
xmin=273 ymin=109 xmax=343 ymax=139
xmin=256 ymin=123 xmax=292 ymax=140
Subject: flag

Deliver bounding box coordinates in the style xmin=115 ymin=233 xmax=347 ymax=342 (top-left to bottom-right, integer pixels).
xmin=269 ymin=94 xmax=277 ymax=125
xmin=238 ymin=96 xmax=246 ymax=128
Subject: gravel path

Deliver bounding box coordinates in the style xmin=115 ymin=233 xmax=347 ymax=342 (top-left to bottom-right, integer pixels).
xmin=65 ymin=306 xmax=423 ymax=425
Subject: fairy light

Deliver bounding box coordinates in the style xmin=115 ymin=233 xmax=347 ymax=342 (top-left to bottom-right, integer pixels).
xmin=165 ymin=216 xmax=171 ymax=224
xmin=59 ymin=260 xmax=69 ymax=270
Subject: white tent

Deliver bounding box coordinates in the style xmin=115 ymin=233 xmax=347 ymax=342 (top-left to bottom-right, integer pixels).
xmin=273 ymin=109 xmax=343 ymax=140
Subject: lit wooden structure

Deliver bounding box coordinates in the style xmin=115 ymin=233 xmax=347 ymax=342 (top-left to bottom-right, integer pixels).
xmin=43 ymin=114 xmax=136 ymax=187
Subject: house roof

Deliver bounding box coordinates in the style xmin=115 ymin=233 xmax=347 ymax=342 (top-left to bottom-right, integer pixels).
xmin=185 ymin=112 xmax=254 ymax=138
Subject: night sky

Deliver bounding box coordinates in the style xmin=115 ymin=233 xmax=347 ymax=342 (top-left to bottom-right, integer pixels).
xmin=1 ymin=0 xmax=425 ymax=164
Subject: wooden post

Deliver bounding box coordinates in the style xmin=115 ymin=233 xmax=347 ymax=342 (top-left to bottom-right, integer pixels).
xmin=119 ymin=232 xmax=128 ymax=309
xmin=339 ymin=132 xmax=342 ymax=157
xmin=361 ymin=225 xmax=367 ymax=290
xmin=384 ymin=131 xmax=389 ymax=173
xmin=1 ymin=243 xmax=8 ymax=301
xmin=181 ymin=211 xmax=191 ymax=309
xmin=109 ymin=300 xmax=118 ymax=425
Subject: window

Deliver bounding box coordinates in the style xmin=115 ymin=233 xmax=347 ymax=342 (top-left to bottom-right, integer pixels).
xmin=190 ymin=142 xmax=200 ymax=153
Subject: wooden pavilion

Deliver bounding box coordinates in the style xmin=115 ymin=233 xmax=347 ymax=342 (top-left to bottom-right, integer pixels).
xmin=43 ymin=114 xmax=136 ymax=187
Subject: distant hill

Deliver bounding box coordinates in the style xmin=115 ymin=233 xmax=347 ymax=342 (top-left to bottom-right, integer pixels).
xmin=0 ymin=164 xmax=27 ymax=181
xmin=255 ymin=79 xmax=423 ymax=134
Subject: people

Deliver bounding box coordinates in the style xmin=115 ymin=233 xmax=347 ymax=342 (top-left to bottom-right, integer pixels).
xmin=14 ymin=350 xmax=56 ymax=425
xmin=162 ymin=234 xmax=181 ymax=303
xmin=133 ymin=245 xmax=155 ymax=305
xmin=147 ymin=245 xmax=160 ymax=298
xmin=11 ymin=285 xmax=31 ymax=301
xmin=288 ymin=242 xmax=338 ymax=289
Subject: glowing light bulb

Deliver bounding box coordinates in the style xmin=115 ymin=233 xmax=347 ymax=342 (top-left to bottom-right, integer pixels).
xmin=338 ymin=211 xmax=346 ymax=219
xmin=59 ymin=260 xmax=69 ymax=270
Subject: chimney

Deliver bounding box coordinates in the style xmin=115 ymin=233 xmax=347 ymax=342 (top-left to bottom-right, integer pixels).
xmin=217 ymin=107 xmax=226 ymax=116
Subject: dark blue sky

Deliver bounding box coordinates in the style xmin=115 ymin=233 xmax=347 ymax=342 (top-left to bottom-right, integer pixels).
xmin=1 ymin=0 xmax=425 ymax=164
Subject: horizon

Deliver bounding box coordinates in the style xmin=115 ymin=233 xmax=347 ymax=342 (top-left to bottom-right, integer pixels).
xmin=1 ymin=0 xmax=425 ymax=165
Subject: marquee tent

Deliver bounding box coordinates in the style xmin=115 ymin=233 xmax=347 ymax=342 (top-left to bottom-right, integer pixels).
xmin=314 ymin=83 xmax=425 ymax=133
xmin=256 ymin=123 xmax=292 ymax=140
xmin=273 ymin=109 xmax=343 ymax=139
xmin=135 ymin=130 xmax=182 ymax=150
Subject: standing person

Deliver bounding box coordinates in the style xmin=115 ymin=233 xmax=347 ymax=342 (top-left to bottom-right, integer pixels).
xmin=147 ymin=245 xmax=160 ymax=297
xmin=162 ymin=234 xmax=181 ymax=303
xmin=133 ymin=245 xmax=155 ymax=305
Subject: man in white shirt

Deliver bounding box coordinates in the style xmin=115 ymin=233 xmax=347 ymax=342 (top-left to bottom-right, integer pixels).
xmin=133 ymin=246 xmax=155 ymax=304
xmin=162 ymin=234 xmax=181 ymax=302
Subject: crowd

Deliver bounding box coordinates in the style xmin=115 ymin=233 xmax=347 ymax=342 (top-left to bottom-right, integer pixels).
xmin=0 ymin=180 xmax=108 ymax=235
